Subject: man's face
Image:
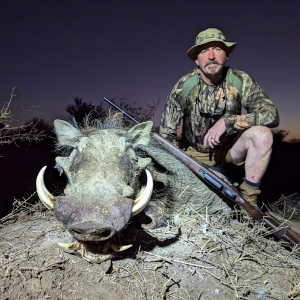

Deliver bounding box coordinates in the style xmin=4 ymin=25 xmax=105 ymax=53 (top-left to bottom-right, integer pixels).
xmin=195 ymin=42 xmax=228 ymax=78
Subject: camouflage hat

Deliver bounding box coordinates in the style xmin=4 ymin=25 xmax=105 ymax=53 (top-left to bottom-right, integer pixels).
xmin=186 ymin=28 xmax=236 ymax=60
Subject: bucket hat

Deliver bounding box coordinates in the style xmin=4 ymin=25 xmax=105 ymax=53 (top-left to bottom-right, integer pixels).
xmin=186 ymin=28 xmax=236 ymax=60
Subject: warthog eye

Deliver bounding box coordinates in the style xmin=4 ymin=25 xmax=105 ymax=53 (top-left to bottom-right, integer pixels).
xmin=101 ymin=229 xmax=111 ymax=238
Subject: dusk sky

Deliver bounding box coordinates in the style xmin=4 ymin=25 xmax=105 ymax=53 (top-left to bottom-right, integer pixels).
xmin=1 ymin=1 xmax=299 ymax=138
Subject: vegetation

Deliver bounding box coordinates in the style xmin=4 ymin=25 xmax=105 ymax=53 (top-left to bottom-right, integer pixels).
xmin=0 ymin=87 xmax=54 ymax=217
xmin=289 ymin=137 xmax=300 ymax=144
xmin=66 ymin=97 xmax=104 ymax=125
xmin=272 ymin=129 xmax=289 ymax=143
xmin=108 ymin=97 xmax=160 ymax=126
xmin=0 ymin=87 xmax=46 ymax=149
xmin=66 ymin=96 xmax=160 ymax=128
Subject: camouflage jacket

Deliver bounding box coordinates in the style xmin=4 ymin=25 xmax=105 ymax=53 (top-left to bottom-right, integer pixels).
xmin=159 ymin=67 xmax=279 ymax=152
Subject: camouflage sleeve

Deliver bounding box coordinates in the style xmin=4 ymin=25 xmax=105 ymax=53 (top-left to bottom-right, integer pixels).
xmin=224 ymin=73 xmax=279 ymax=135
xmin=159 ymin=78 xmax=185 ymax=144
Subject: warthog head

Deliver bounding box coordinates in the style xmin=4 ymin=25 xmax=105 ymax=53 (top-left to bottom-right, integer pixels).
xmin=36 ymin=116 xmax=155 ymax=262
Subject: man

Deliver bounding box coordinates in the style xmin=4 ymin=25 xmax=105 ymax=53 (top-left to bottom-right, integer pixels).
xmin=159 ymin=28 xmax=279 ymax=207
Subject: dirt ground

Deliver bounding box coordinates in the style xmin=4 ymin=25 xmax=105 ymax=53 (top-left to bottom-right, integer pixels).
xmin=1 ymin=205 xmax=300 ymax=300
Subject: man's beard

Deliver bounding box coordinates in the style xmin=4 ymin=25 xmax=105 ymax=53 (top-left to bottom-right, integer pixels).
xmin=199 ymin=60 xmax=224 ymax=76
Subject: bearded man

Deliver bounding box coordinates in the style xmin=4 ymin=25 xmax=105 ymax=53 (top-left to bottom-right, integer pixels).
xmin=159 ymin=28 xmax=279 ymax=207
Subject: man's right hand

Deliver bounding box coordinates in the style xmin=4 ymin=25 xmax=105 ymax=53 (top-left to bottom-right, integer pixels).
xmin=203 ymin=118 xmax=226 ymax=148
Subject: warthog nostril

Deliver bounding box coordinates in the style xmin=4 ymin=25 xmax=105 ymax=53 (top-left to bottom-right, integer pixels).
xmin=68 ymin=222 xmax=116 ymax=241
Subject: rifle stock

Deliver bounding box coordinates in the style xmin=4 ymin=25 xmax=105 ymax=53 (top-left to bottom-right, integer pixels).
xmin=103 ymin=96 xmax=300 ymax=250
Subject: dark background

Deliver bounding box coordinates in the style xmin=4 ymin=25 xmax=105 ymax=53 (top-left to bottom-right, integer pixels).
xmin=0 ymin=0 xmax=299 ymax=137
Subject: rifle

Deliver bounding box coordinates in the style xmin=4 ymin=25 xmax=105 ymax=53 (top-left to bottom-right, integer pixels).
xmin=103 ymin=96 xmax=300 ymax=250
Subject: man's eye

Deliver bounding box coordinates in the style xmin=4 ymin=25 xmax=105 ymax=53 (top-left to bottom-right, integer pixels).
xmin=201 ymin=50 xmax=208 ymax=54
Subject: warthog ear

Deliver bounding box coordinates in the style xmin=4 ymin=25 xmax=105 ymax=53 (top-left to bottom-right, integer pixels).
xmin=127 ymin=121 xmax=153 ymax=148
xmin=54 ymin=120 xmax=83 ymax=147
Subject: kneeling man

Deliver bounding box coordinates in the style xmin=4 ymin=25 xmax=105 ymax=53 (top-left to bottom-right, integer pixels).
xmin=159 ymin=28 xmax=279 ymax=207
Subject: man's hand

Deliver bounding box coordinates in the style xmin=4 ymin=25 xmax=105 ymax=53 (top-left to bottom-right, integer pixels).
xmin=204 ymin=118 xmax=226 ymax=148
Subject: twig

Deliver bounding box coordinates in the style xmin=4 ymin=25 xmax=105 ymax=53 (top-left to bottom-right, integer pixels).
xmin=178 ymin=185 xmax=189 ymax=198
xmin=195 ymin=291 xmax=202 ymax=300
xmin=144 ymin=252 xmax=213 ymax=269
xmin=17 ymin=270 xmax=27 ymax=281
xmin=223 ymin=263 xmax=239 ymax=298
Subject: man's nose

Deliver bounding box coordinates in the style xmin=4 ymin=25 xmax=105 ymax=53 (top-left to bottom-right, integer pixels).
xmin=208 ymin=49 xmax=215 ymax=60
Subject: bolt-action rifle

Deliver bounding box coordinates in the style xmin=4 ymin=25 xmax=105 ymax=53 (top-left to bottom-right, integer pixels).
xmin=104 ymin=97 xmax=300 ymax=250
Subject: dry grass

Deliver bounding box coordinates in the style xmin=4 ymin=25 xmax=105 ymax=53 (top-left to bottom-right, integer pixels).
xmin=0 ymin=192 xmax=43 ymax=224
xmin=1 ymin=196 xmax=300 ymax=299
xmin=137 ymin=207 xmax=300 ymax=299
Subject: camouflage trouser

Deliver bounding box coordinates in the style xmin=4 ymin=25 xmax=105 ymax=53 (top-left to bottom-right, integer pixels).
xmin=185 ymin=131 xmax=245 ymax=167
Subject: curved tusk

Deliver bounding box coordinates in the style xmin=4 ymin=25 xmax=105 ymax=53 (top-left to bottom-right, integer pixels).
xmin=131 ymin=169 xmax=153 ymax=216
xmin=55 ymin=241 xmax=81 ymax=250
xmin=36 ymin=166 xmax=55 ymax=210
xmin=111 ymin=244 xmax=133 ymax=252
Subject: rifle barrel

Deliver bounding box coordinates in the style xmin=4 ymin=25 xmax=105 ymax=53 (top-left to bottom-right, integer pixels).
xmin=103 ymin=97 xmax=140 ymax=125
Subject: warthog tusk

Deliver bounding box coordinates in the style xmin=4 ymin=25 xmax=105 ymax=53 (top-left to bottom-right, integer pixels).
xmin=111 ymin=244 xmax=133 ymax=252
xmin=131 ymin=169 xmax=153 ymax=216
xmin=55 ymin=241 xmax=81 ymax=250
xmin=36 ymin=166 xmax=55 ymax=210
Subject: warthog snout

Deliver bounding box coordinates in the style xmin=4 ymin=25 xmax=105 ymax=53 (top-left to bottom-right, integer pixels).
xmin=54 ymin=195 xmax=133 ymax=242
xmin=68 ymin=221 xmax=116 ymax=241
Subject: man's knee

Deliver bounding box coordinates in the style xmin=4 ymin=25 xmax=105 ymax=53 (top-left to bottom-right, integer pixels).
xmin=248 ymin=126 xmax=273 ymax=150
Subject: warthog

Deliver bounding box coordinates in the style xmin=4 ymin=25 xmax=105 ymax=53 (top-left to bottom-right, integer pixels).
xmin=37 ymin=114 xmax=230 ymax=262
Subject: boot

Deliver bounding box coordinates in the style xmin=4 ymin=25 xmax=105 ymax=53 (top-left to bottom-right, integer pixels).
xmin=239 ymin=181 xmax=261 ymax=207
